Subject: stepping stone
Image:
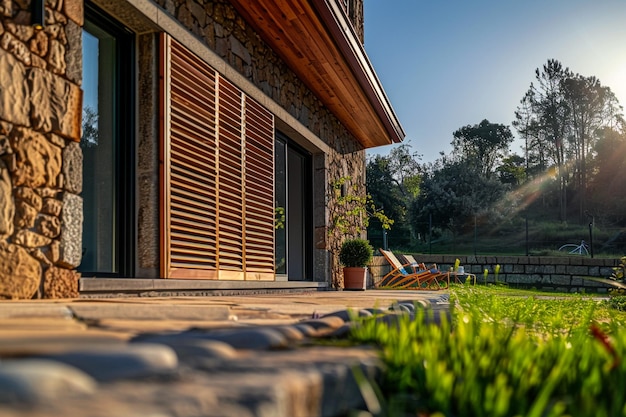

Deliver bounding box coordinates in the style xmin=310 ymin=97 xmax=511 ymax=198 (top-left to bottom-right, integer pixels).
xmin=321 ymin=309 xmax=372 ymax=322
xmin=326 ymin=323 xmax=353 ymax=338
xmin=363 ymin=308 xmax=388 ymax=316
xmin=0 ymin=359 xmax=96 ymax=405
xmin=389 ymin=303 xmax=413 ymax=314
xmin=263 ymin=325 xmax=306 ymax=343
xmin=37 ymin=343 xmax=178 ymax=382
xmin=182 ymin=327 xmax=289 ymax=350
xmin=398 ymin=299 xmax=432 ymax=309
xmin=136 ymin=338 xmax=238 ymax=365
xmin=135 ymin=327 xmax=288 ymax=350
xmin=300 ymin=316 xmax=345 ymax=331
xmin=292 ymin=323 xmax=318 ymax=337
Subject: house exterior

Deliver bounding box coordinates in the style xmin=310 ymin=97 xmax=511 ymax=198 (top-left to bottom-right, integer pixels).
xmin=0 ymin=0 xmax=404 ymax=299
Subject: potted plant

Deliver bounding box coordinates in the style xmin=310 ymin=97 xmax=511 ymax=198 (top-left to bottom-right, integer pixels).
xmin=327 ymin=176 xmax=393 ymax=289
xmin=339 ymin=238 xmax=374 ymax=290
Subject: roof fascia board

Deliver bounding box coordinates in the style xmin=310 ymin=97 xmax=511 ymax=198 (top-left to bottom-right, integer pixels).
xmin=311 ymin=0 xmax=405 ymax=144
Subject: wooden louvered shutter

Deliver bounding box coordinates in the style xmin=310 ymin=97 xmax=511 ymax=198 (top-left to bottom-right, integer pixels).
xmin=243 ymin=97 xmax=275 ymax=280
xmin=160 ymin=34 xmax=275 ymax=280
xmin=161 ymin=34 xmax=219 ymax=279
xmin=216 ymin=77 xmax=245 ymax=279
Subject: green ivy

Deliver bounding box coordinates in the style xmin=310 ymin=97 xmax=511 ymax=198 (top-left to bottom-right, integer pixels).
xmin=329 ymin=176 xmax=393 ymax=237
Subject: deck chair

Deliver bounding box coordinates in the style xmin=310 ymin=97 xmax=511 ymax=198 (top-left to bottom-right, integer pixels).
xmin=403 ymin=254 xmax=476 ymax=285
xmin=400 ymin=253 xmax=451 ymax=289
xmin=401 ymin=254 xmax=453 ymax=288
xmin=376 ymin=249 xmax=449 ymax=290
xmin=400 ymin=254 xmax=436 ymax=274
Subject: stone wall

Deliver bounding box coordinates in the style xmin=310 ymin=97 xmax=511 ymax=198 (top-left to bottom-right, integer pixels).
xmin=346 ymin=0 xmax=364 ymax=43
xmin=369 ymin=254 xmax=621 ymax=293
xmin=0 ymin=0 xmax=370 ymax=298
xmin=153 ymin=0 xmax=362 ymax=152
xmin=0 ymin=0 xmax=82 ymax=298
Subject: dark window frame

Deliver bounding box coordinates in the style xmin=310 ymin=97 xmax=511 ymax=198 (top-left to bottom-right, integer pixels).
xmin=81 ymin=2 xmax=135 ymax=277
xmin=275 ymin=131 xmax=313 ymax=281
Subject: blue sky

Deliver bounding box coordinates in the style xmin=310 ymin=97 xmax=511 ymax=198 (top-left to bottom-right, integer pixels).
xmin=364 ymin=0 xmax=626 ymax=162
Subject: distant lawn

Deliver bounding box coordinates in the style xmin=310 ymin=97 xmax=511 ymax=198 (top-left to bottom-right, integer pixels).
xmin=350 ymin=285 xmax=626 ymax=417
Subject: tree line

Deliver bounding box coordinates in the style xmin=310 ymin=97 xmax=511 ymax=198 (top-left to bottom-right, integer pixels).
xmin=367 ymin=59 xmax=626 ymax=251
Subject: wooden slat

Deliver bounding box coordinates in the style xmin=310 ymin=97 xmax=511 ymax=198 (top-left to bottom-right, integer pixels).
xmin=244 ymin=96 xmax=275 ymax=275
xmin=163 ymin=37 xmax=218 ymax=278
xmin=216 ymin=76 xmax=245 ymax=275
xmin=169 ymin=268 xmax=218 ymax=280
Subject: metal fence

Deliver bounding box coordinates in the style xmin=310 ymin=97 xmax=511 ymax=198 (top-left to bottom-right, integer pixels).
xmin=368 ymin=219 xmax=626 ymax=258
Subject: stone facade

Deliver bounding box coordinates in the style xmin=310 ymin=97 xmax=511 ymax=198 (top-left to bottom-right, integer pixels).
xmin=139 ymin=0 xmax=367 ymax=287
xmin=0 ymin=0 xmax=370 ymax=297
xmin=150 ymin=0 xmax=364 ymax=151
xmin=345 ymin=0 xmax=364 ymax=43
xmin=0 ymin=0 xmax=82 ymax=298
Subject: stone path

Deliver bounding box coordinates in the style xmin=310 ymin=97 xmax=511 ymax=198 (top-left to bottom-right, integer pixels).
xmin=0 ymin=290 xmax=449 ymax=417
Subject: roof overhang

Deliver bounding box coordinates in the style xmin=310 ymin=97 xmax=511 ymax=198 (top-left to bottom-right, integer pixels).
xmin=229 ymin=0 xmax=405 ymax=148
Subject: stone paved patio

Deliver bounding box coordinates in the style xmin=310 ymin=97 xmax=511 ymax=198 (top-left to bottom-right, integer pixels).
xmin=0 ymin=290 xmax=449 ymax=417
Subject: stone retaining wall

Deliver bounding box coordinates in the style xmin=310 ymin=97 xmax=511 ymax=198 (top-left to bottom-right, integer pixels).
xmin=368 ymin=254 xmax=621 ymax=293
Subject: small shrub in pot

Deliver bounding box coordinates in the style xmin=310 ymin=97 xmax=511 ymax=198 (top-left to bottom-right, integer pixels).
xmin=339 ymin=238 xmax=374 ymax=267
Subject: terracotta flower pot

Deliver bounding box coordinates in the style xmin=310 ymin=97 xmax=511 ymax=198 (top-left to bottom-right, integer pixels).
xmin=343 ymin=267 xmax=367 ymax=290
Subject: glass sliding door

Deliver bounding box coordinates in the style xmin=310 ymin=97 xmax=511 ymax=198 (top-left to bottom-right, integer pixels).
xmin=274 ymin=139 xmax=287 ymax=275
xmin=286 ymin=147 xmax=306 ymax=279
xmin=80 ymin=3 xmax=134 ymax=276
xmin=274 ymin=133 xmax=312 ymax=281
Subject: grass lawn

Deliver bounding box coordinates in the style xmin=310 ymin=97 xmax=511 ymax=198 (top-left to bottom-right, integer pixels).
xmin=349 ymin=285 xmax=626 ymax=417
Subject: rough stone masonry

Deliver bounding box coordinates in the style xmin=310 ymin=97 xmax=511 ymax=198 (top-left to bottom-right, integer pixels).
xmin=0 ymin=0 xmax=83 ymax=299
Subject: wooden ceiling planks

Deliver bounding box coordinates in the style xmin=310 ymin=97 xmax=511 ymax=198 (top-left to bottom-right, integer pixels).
xmin=229 ymin=0 xmax=403 ymax=148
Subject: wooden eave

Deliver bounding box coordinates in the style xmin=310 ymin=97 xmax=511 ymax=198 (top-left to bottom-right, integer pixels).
xmin=228 ymin=0 xmax=405 ymax=148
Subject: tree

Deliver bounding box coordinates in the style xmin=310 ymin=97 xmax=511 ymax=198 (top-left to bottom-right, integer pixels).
xmin=497 ymin=154 xmax=526 ymax=186
xmin=589 ymin=127 xmax=626 ymax=224
xmin=366 ymin=155 xmax=406 ymax=223
xmin=412 ymin=154 xmax=509 ymax=238
xmin=385 ymin=144 xmax=422 ymax=198
xmin=517 ymin=59 xmax=571 ymax=221
xmin=514 ymin=59 xmax=625 ymax=223
xmin=514 ymin=91 xmax=551 ymax=180
xmin=451 ymin=119 xmax=514 ymax=178
xmin=366 ymin=143 xmax=422 ymax=248
xmin=81 ymin=106 xmax=99 ymax=148
xmin=562 ymin=74 xmax=623 ymax=221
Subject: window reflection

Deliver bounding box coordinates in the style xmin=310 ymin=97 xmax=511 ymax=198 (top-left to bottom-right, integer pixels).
xmin=80 ymin=18 xmax=117 ymax=273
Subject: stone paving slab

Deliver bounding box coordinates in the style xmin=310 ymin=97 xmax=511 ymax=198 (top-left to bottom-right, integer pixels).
xmin=69 ymin=303 xmax=232 ymax=321
xmin=0 ymin=303 xmax=74 ymax=319
xmin=93 ymin=318 xmax=250 ymax=334
xmin=0 ymin=332 xmax=130 ymax=356
xmin=0 ymin=317 xmax=87 ymax=331
xmin=0 ymin=290 xmax=449 ymax=416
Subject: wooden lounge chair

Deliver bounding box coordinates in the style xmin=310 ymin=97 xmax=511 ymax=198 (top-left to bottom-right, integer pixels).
xmin=376 ymin=249 xmax=450 ymax=290
xmin=400 ymin=254 xmax=436 ymax=274
xmin=403 ymin=254 xmax=477 ymax=285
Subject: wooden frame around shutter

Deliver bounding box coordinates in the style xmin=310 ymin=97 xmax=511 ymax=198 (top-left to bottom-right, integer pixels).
xmin=161 ymin=35 xmax=219 ymax=279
